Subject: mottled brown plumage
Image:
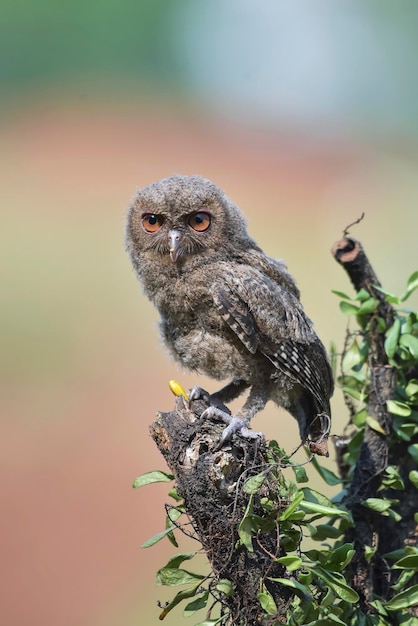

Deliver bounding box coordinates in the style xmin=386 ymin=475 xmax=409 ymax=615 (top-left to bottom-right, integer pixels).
xmin=126 ymin=175 xmax=333 ymax=453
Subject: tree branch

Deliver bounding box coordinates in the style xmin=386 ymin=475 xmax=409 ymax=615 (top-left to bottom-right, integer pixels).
xmin=332 ymin=236 xmax=418 ymax=613
xmin=150 ymin=395 xmax=293 ymax=625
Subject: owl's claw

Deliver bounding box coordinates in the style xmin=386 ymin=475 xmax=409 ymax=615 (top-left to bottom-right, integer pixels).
xmin=189 ymin=386 xmax=231 ymax=414
xmin=201 ymin=406 xmax=264 ymax=447
xmin=188 ymin=386 xmax=210 ymax=405
xmin=190 ymin=387 xmax=264 ymax=445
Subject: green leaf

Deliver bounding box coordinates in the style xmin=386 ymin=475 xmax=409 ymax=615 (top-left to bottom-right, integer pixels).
xmin=267 ymin=577 xmax=312 ymax=599
xmin=307 ymin=618 xmax=346 ymax=626
xmin=384 ymin=318 xmax=401 ymax=359
xmin=341 ymin=369 xmax=367 ymax=384
xmin=364 ymin=545 xmax=376 ymax=561
xmin=298 ymin=569 xmax=314 ymax=585
xmin=408 ymin=443 xmax=418 ymax=464
xmin=385 ymin=584 xmax=418 ymax=610
xmin=278 ymin=490 xmax=304 ymax=521
xmin=291 ymin=464 xmax=309 ymax=483
xmin=328 ymin=543 xmax=355 ymax=570
xmin=373 ymin=285 xmax=400 ymax=304
xmin=389 ymin=509 xmax=402 ymax=523
xmin=342 ymin=386 xmax=363 ymax=401
xmin=275 ymin=555 xmax=302 ymax=571
xmin=268 ymin=439 xmax=287 ymax=458
xmin=311 ymin=457 xmax=341 ymax=486
xmin=183 ymin=591 xmax=209 ymax=616
xmin=321 ymin=586 xmax=336 ymax=607
xmin=280 ymin=527 xmax=302 ymax=551
xmin=141 ymin=526 xmax=176 ymax=548
xmin=258 ymin=589 xmax=277 ymax=615
xmin=310 ymin=524 xmax=343 ymax=541
xmin=357 ymin=297 xmax=378 ymax=315
xmin=161 ymin=552 xmax=196 ymax=569
xmin=243 ymin=472 xmax=267 ymax=494
xmin=238 ymin=495 xmax=254 ymax=551
xmin=346 ymin=428 xmax=365 ymax=459
xmin=400 ymin=270 xmax=418 ymax=302
xmin=300 ymin=500 xmax=348 ymax=518
xmin=168 ymin=507 xmax=183 ymax=523
xmin=168 ymin=487 xmax=182 ymax=502
xmin=216 ymin=579 xmax=234 ymax=596
xmin=355 ymin=288 xmax=372 ymax=302
xmin=392 ymin=555 xmax=418 ymax=570
xmin=286 ymin=510 xmax=306 ymax=521
xmin=156 ymin=567 xmax=204 ymax=587
xmin=405 ymin=380 xmax=418 ymax=400
xmin=331 ymin=290 xmax=352 ymax=300
xmin=375 ymin=316 xmax=387 ymax=333
xmin=409 ymin=470 xmax=418 ymax=488
xmin=167 ymin=531 xmax=179 ymax=548
xmin=363 ymin=498 xmax=392 ymax=513
xmin=132 ymin=470 xmax=174 ymax=488
xmin=301 ymin=487 xmax=348 ymax=517
xmin=404 ymin=311 xmax=418 ymax=333
xmin=309 ymin=566 xmax=359 ymax=603
xmin=368 ymin=599 xmax=389 ymax=618
xmin=339 ymin=301 xmax=360 ymax=315
xmin=400 ymin=334 xmax=418 ymax=358
xmin=382 ymin=466 xmax=404 ymax=490
xmin=142 ymin=506 xmax=182 ymax=548
xmin=392 ymin=418 xmax=416 ymax=441
xmin=158 ymin=583 xmax=202 ymax=620
xmin=301 ymin=487 xmax=334 ymax=507
xmin=342 ymin=340 xmax=363 ymax=371
xmin=387 ymin=400 xmax=412 ymax=417
xmin=366 ymin=415 xmax=386 ymax=434
xmin=194 ymin=619 xmax=224 ymax=626
xmin=391 ymin=569 xmax=416 ymax=592
xmin=353 ymin=407 xmax=368 ymax=427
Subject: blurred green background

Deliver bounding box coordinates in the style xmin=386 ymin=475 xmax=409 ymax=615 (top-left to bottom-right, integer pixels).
xmin=2 ymin=2 xmax=418 ymax=625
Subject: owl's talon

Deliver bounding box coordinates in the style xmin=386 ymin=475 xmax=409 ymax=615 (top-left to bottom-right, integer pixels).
xmin=188 ymin=386 xmax=210 ymax=406
xmin=201 ymin=407 xmax=264 ymax=446
xmin=189 ymin=387 xmax=231 ymax=414
xmin=219 ymin=420 xmax=264 ymax=445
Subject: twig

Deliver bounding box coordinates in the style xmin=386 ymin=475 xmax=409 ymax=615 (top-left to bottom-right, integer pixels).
xmin=342 ymin=213 xmax=365 ymax=237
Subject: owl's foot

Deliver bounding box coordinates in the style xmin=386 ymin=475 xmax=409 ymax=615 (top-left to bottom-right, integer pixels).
xmin=201 ymin=406 xmax=264 ymax=447
xmin=189 ymin=386 xmax=231 ymax=415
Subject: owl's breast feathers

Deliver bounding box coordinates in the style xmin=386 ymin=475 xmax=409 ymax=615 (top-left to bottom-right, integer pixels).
xmin=154 ymin=261 xmax=255 ymax=380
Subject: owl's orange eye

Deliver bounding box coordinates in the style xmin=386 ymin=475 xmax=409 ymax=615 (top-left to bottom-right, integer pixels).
xmin=141 ymin=213 xmax=163 ymax=233
xmin=188 ymin=211 xmax=211 ymax=232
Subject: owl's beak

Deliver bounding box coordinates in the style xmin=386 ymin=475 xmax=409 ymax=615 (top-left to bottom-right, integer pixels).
xmin=168 ymin=230 xmax=181 ymax=262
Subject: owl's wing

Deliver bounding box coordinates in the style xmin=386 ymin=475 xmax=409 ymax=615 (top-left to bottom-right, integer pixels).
xmin=213 ymin=264 xmax=333 ymax=412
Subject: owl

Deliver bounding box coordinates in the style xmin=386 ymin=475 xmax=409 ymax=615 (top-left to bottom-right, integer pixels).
xmin=126 ymin=175 xmax=333 ymax=454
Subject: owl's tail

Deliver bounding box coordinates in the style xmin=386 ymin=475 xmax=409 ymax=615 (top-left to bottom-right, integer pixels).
xmin=289 ymin=387 xmax=331 ymax=456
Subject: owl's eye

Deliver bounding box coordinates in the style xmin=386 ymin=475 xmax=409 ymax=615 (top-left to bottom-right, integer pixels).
xmin=141 ymin=213 xmax=163 ymax=233
xmin=188 ymin=211 xmax=211 ymax=232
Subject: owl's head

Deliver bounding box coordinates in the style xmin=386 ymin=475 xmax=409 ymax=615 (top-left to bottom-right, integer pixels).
xmin=126 ymin=175 xmax=255 ymax=271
